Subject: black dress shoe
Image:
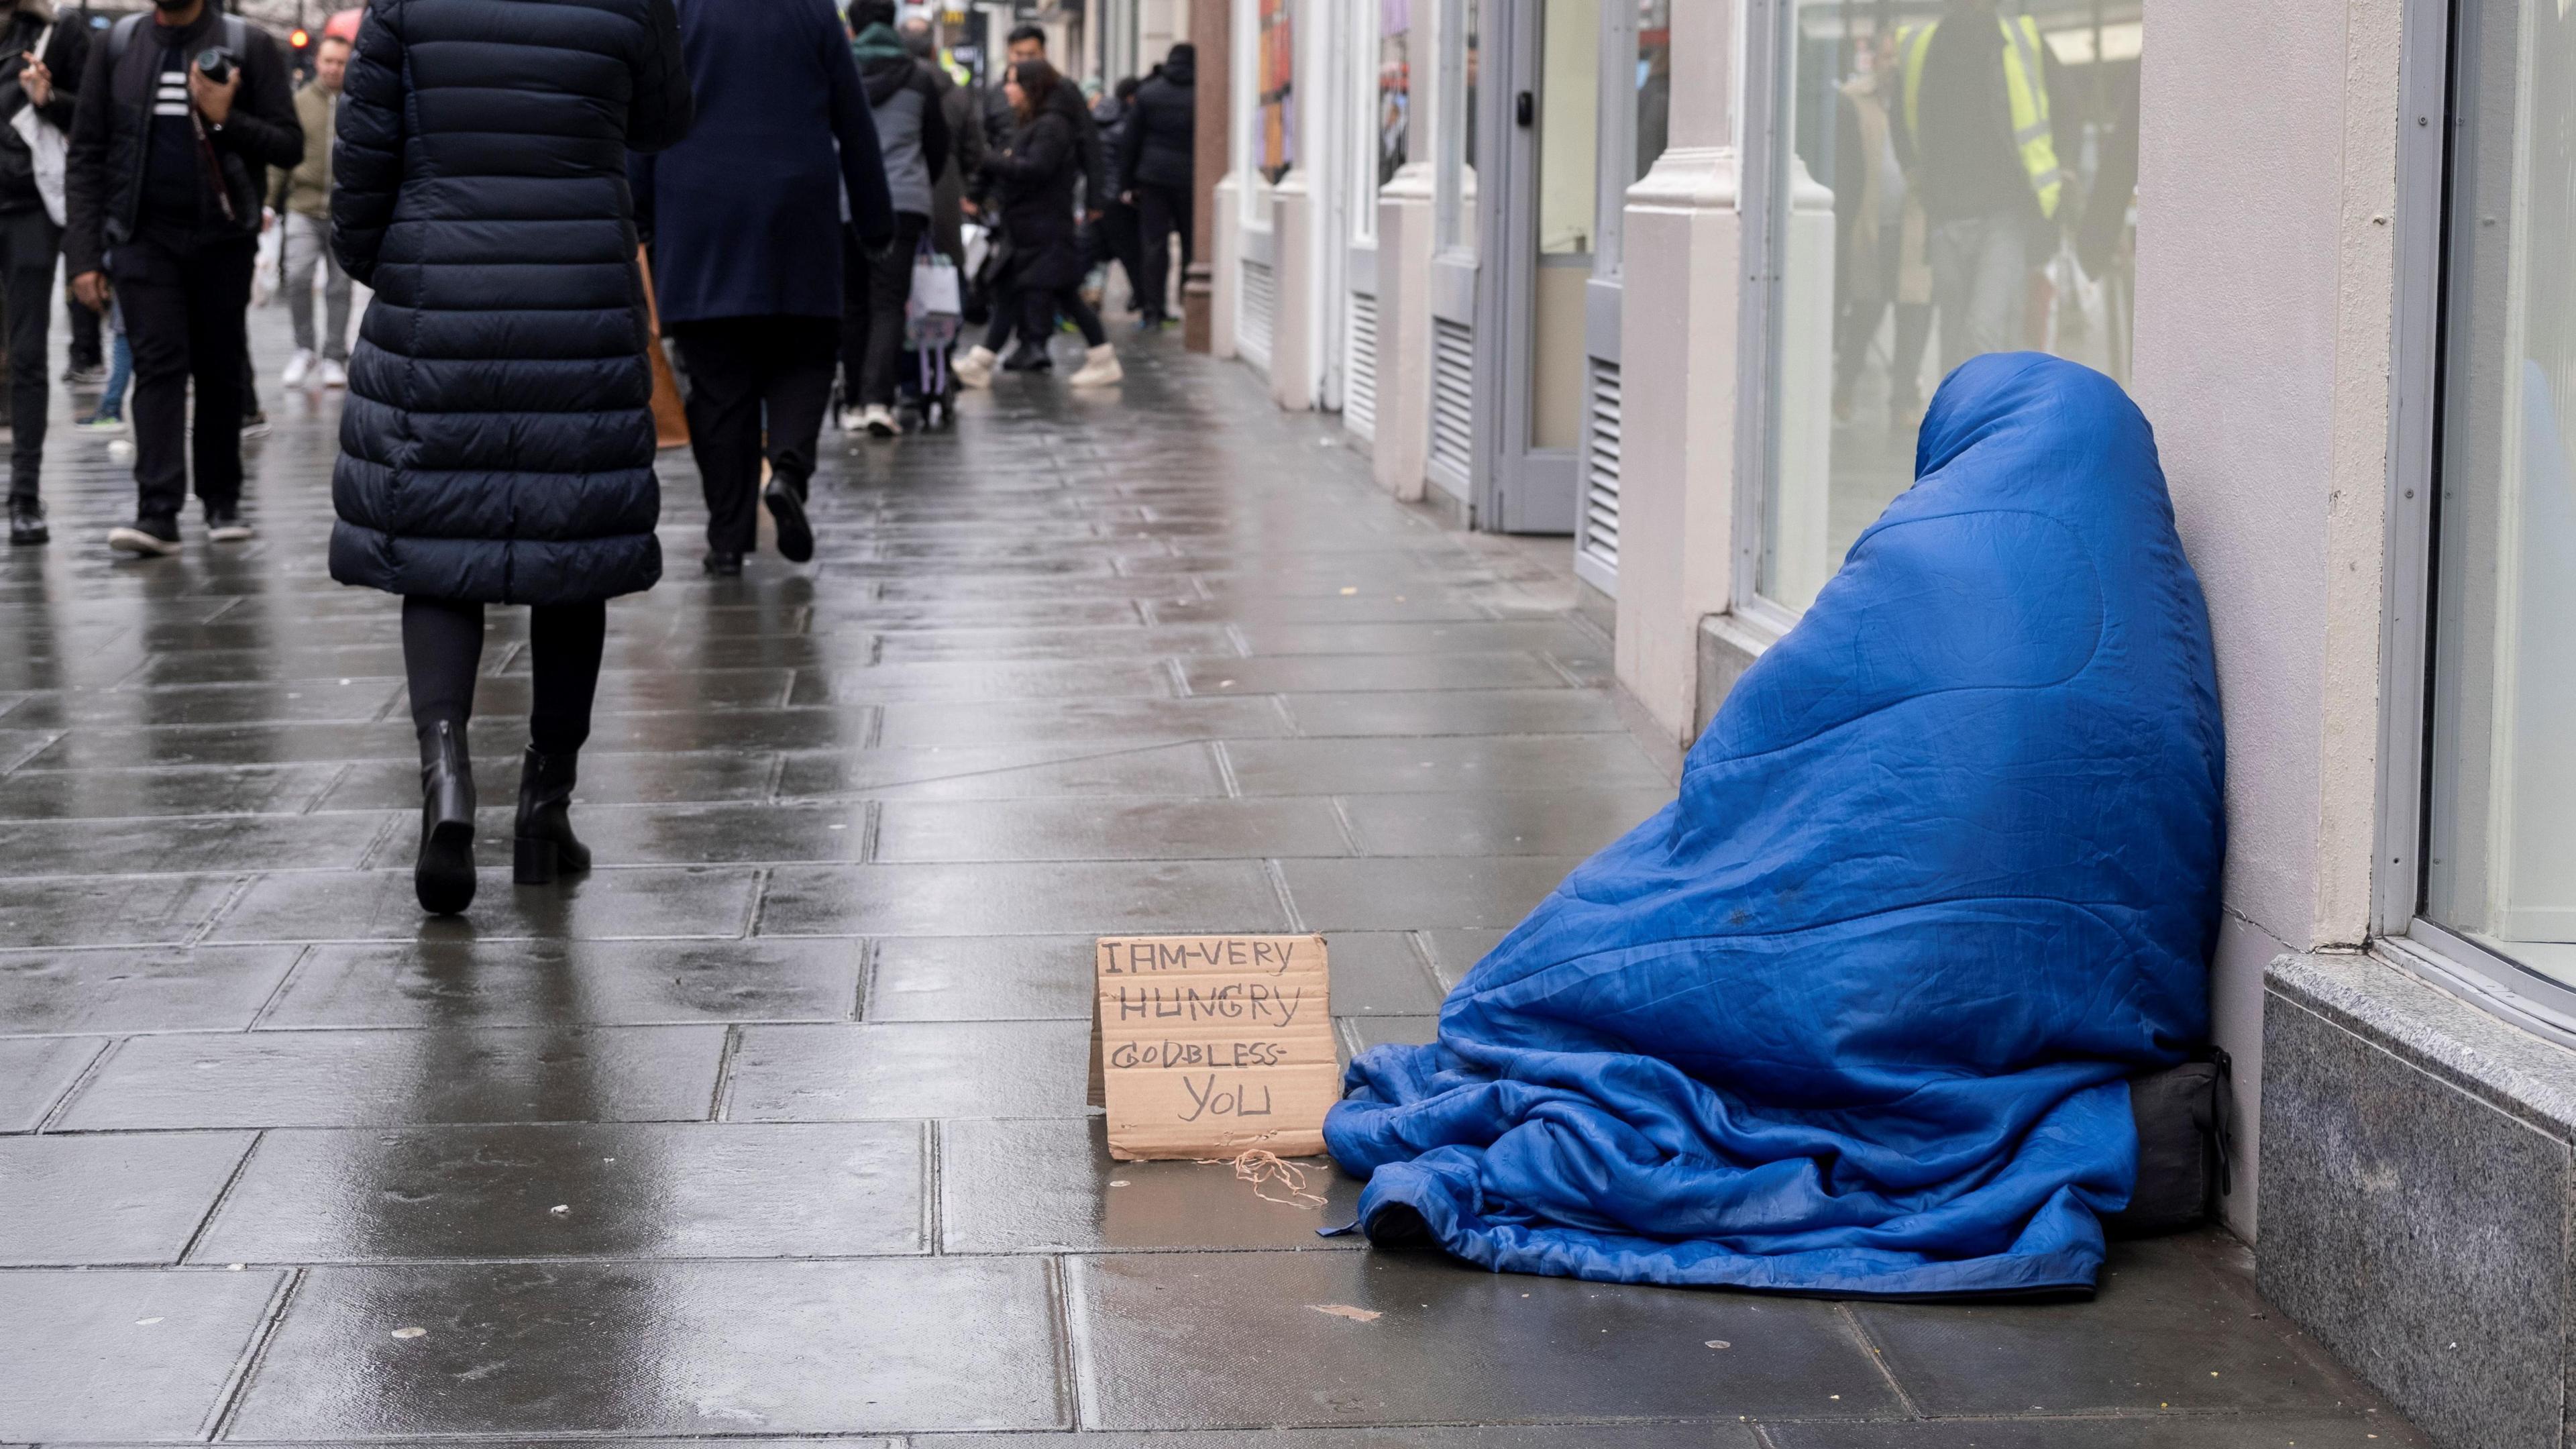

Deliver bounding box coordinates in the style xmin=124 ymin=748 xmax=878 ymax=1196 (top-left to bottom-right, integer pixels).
xmin=7 ymin=496 xmax=44 ymax=546
xmin=1001 ymin=340 xmax=1052 ymax=372
xmin=415 ymin=719 xmax=477 ymax=916
xmin=763 ymin=472 xmax=814 ymax=564
xmin=513 ymin=746 xmax=592 ymax=885
xmin=703 ymin=550 xmax=744 ymax=576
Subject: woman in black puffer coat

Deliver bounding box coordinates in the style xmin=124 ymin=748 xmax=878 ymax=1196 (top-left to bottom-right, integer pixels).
xmin=954 ymin=60 xmax=1119 ymax=388
xmin=329 ymin=0 xmax=694 ymax=916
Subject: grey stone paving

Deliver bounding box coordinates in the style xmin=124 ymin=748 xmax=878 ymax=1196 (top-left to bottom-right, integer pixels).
xmin=0 ymin=306 xmax=2424 ymax=1446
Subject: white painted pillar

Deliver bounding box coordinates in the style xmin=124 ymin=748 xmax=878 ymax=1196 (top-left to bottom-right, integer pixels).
xmin=1609 ymin=1 xmax=1744 ymax=753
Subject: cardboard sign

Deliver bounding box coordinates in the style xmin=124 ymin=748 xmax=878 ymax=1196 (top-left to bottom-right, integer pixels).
xmin=1091 ymin=934 xmax=1337 ymax=1161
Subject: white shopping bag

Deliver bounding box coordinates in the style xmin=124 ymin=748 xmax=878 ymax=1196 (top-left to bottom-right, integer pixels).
xmin=912 ymin=249 xmax=962 ymax=318
xmin=10 ymin=25 xmax=65 ymax=228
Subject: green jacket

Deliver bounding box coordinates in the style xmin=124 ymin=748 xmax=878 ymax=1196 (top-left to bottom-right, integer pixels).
xmin=277 ymin=80 xmax=337 ymax=219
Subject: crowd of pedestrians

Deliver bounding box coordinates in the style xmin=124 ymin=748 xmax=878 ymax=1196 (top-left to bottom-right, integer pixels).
xmin=0 ymin=0 xmax=1192 ymax=918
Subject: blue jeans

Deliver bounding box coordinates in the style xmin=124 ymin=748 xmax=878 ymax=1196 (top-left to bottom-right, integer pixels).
xmin=89 ymin=332 xmax=132 ymax=421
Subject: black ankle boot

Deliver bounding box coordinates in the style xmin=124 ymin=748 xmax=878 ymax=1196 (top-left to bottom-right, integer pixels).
xmin=513 ymin=746 xmax=592 ymax=885
xmin=415 ymin=720 xmax=476 ymax=915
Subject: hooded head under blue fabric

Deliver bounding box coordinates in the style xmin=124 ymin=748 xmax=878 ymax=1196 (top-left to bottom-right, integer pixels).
xmin=1325 ymin=354 xmax=2224 ymax=1296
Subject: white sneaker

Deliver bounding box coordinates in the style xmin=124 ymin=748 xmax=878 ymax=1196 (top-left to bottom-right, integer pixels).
xmin=1067 ymin=343 xmax=1124 ymax=388
xmin=837 ymin=404 xmax=865 ymax=433
xmin=319 ymin=358 xmax=347 ymax=389
xmin=861 ymin=403 xmax=900 ymax=437
xmin=954 ymin=344 xmax=998 ymax=390
xmin=280 ymin=348 xmax=315 ymax=389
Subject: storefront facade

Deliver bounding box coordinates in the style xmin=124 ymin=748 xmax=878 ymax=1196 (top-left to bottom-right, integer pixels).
xmin=1174 ymin=3 xmax=2576 ymax=1446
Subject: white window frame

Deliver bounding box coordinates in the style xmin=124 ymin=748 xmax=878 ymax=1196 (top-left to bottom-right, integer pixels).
xmin=2373 ymin=0 xmax=2576 ymax=1046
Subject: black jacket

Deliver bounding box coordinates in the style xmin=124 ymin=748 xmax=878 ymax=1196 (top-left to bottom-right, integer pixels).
xmin=64 ymin=8 xmax=299 ymax=274
xmin=327 ymin=0 xmax=694 ymax=606
xmin=984 ymin=105 xmax=1083 ymax=292
xmin=0 ymin=5 xmax=88 ymax=213
xmin=1118 ymin=54 xmax=1193 ymax=193
xmin=981 ymin=76 xmax=1104 ymax=214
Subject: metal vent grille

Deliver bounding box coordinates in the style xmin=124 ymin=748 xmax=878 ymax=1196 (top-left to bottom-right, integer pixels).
xmin=1430 ymin=317 xmax=1474 ymax=487
xmin=1580 ymin=358 xmax=1622 ymax=580
xmin=1238 ymin=259 xmax=1276 ymax=366
xmin=1344 ymin=291 xmax=1379 ymax=439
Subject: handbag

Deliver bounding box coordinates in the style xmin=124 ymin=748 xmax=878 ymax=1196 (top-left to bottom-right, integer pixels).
xmin=9 ymin=25 xmax=65 ymax=229
xmin=635 ymin=246 xmax=689 ymax=449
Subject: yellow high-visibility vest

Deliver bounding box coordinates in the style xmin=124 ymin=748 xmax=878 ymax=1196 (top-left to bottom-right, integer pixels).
xmin=1898 ymin=15 xmax=2064 ymax=219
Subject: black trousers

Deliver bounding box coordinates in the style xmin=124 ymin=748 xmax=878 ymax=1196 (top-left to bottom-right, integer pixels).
xmin=402 ymin=595 xmax=608 ymax=759
xmin=1095 ymin=199 xmax=1142 ymax=311
xmin=669 ymin=315 xmax=837 ymax=555
xmin=112 ymin=233 xmax=255 ymax=521
xmin=840 ymin=212 xmax=927 ymax=409
xmin=0 ymin=208 xmax=59 ymax=498
xmin=980 ymin=270 xmax=1108 ymax=355
xmin=1132 ymin=181 xmax=1191 ymax=322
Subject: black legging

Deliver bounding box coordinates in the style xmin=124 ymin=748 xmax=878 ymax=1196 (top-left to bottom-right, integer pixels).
xmin=403 ymin=596 xmax=608 ymax=758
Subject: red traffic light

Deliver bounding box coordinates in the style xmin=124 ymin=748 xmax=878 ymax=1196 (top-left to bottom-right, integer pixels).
xmin=288 ymin=27 xmax=311 ymax=47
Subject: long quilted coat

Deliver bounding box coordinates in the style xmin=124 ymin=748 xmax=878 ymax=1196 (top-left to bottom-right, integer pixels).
xmin=327 ymin=0 xmax=695 ymax=604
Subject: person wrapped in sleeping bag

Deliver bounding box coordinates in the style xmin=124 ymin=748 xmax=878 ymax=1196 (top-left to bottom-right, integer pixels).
xmin=1324 ymin=353 xmax=2224 ymax=1297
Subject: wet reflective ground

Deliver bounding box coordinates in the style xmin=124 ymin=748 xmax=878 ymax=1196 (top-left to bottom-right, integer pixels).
xmin=0 ymin=309 xmax=2422 ymax=1446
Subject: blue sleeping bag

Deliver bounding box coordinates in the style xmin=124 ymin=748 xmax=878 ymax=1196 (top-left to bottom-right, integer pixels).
xmin=1325 ymin=354 xmax=2224 ymax=1297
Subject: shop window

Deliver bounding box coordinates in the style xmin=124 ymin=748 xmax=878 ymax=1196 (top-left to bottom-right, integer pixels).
xmin=2422 ymin=0 xmax=2576 ymax=987
xmin=1634 ymin=0 xmax=1668 ymax=181
xmin=1754 ymin=1 xmax=2142 ymax=616
xmin=1379 ymin=0 xmax=1412 ymax=189
xmin=1259 ymin=0 xmax=1298 ymax=184
xmin=1435 ymin=0 xmax=1479 ymax=252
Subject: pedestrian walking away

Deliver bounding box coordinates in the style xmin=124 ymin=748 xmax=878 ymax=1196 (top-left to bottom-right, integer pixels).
xmin=955 ymin=58 xmax=1118 ymax=390
xmin=637 ymin=0 xmax=889 ymax=576
xmin=1119 ymin=42 xmax=1193 ymax=331
xmin=0 ymin=0 xmax=88 ymax=545
xmin=325 ymin=0 xmax=694 ymax=917
xmin=273 ymin=27 xmax=350 ymax=390
xmin=900 ymin=13 xmax=980 ymax=281
xmin=1091 ymin=72 xmax=1143 ymax=317
xmin=64 ymin=0 xmax=298 ymax=556
xmin=839 ymin=0 xmax=945 ymax=439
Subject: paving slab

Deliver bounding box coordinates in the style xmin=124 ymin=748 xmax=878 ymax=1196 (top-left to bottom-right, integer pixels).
xmin=194 ymin=1121 xmax=927 ymax=1263
xmin=56 ymin=1026 xmax=727 ymax=1130
xmin=224 ymin=1258 xmax=1069 ymax=1437
xmin=0 ymin=1267 xmax=284 ymax=1440
xmin=1071 ymin=1250 xmax=1900 ymax=1428
xmin=0 ymin=1132 xmax=254 ymax=1265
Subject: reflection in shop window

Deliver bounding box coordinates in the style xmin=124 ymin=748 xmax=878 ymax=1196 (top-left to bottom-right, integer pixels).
xmin=1380 ymin=0 xmax=1411 ymax=187
xmin=2424 ymin=0 xmax=2576 ymax=987
xmin=1758 ymin=0 xmax=2141 ymax=615
xmin=1635 ymin=0 xmax=1669 ymax=181
xmin=1260 ymin=0 xmax=1297 ymax=184
xmin=1436 ymin=0 xmax=1478 ymax=252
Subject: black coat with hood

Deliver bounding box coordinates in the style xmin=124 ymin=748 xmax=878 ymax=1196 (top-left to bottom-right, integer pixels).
xmin=327 ymin=0 xmax=694 ymax=606
xmin=64 ymin=3 xmax=299 ymax=276
xmin=1118 ymin=47 xmax=1193 ymax=193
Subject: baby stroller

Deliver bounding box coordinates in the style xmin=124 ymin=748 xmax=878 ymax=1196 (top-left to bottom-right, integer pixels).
xmin=900 ymin=236 xmax=965 ymax=432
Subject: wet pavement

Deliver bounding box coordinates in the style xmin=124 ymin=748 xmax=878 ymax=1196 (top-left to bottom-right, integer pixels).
xmin=0 ymin=305 xmax=2424 ymax=1446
